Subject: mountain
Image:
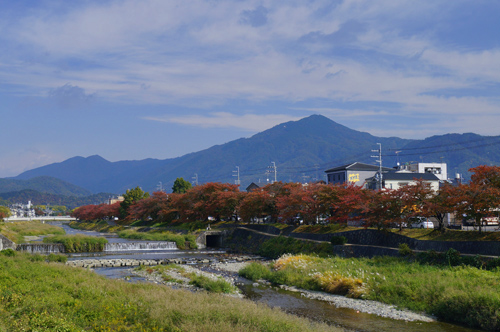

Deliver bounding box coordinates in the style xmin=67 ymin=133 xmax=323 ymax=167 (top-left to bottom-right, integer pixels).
xmin=12 ymin=115 xmax=500 ymax=194
xmin=13 ymin=155 xmax=169 ymax=194
xmin=0 ymin=176 xmax=92 ymax=196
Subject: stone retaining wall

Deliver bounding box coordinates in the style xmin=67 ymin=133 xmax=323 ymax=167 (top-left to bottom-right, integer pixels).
xmin=0 ymin=234 xmax=16 ymax=250
xmin=289 ymin=229 xmax=500 ymax=256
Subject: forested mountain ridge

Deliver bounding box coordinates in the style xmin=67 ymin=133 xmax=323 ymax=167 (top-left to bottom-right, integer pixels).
xmin=11 ymin=115 xmax=500 ymax=194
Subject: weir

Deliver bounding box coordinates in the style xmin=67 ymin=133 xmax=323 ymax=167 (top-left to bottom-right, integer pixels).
xmin=15 ymin=241 xmax=177 ymax=254
xmin=104 ymin=242 xmax=177 ymax=251
xmin=17 ymin=243 xmax=65 ymax=254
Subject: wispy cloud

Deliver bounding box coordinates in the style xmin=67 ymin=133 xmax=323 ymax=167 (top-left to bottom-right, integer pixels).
xmin=0 ymin=0 xmax=499 ymax=136
xmin=143 ymin=112 xmax=302 ymax=132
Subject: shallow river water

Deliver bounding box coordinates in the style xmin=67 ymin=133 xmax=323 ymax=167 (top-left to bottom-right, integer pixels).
xmin=54 ymin=223 xmax=480 ymax=332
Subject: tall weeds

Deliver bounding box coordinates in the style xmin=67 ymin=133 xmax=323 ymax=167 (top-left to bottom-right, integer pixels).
xmin=43 ymin=234 xmax=108 ymax=252
xmin=239 ymin=254 xmax=500 ymax=330
xmin=117 ymin=229 xmax=198 ymax=249
xmin=0 ymin=254 xmax=339 ymax=332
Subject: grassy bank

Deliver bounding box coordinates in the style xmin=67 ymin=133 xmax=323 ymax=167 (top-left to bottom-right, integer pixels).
xmin=0 ymin=221 xmax=65 ymax=243
xmin=239 ymin=254 xmax=500 ymax=330
xmin=43 ymin=234 xmax=108 ymax=252
xmin=258 ymin=236 xmax=333 ymax=259
xmin=117 ymin=229 xmax=198 ymax=249
xmin=0 ymin=252 xmax=338 ymax=332
xmin=69 ymin=220 xmax=124 ymax=233
xmin=390 ymin=228 xmax=500 ymax=241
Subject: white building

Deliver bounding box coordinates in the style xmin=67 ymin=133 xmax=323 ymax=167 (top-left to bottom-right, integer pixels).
xmin=398 ymin=162 xmax=447 ymax=181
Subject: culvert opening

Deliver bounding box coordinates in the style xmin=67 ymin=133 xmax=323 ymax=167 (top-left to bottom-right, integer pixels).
xmin=206 ymin=235 xmax=223 ymax=248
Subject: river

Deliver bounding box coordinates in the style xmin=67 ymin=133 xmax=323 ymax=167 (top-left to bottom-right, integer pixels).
xmin=51 ymin=222 xmax=480 ymax=332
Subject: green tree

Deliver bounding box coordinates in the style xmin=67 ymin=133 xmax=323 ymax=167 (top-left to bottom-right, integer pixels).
xmin=172 ymin=177 xmax=192 ymax=194
xmin=119 ymin=187 xmax=150 ymax=219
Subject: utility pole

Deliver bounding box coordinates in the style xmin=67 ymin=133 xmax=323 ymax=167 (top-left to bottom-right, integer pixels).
xmin=233 ymin=166 xmax=240 ymax=185
xmin=371 ymin=143 xmax=383 ymax=190
xmin=192 ymin=173 xmax=198 ymax=186
xmin=268 ymin=162 xmax=277 ymax=183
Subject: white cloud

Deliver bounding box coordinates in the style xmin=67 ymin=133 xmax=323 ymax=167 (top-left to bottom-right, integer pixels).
xmin=421 ymin=49 xmax=500 ymax=81
xmin=0 ymin=148 xmax=63 ymax=178
xmin=1 ymin=0 xmax=499 ymax=137
xmin=143 ymin=112 xmax=302 ymax=131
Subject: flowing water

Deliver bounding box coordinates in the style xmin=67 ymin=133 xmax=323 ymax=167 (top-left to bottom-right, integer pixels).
xmin=47 ymin=222 xmax=480 ymax=332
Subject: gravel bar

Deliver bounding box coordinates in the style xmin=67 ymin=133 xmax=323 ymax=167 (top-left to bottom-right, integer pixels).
xmin=130 ymin=256 xmax=434 ymax=322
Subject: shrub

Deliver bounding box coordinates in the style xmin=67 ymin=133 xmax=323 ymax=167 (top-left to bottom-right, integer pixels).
xmin=47 ymin=253 xmax=68 ymax=263
xmin=313 ymin=272 xmax=366 ymax=298
xmin=238 ymin=262 xmax=272 ymax=281
xmin=0 ymin=249 xmax=16 ymax=257
xmin=188 ymin=274 xmax=237 ymax=294
xmin=330 ymin=236 xmax=347 ymax=245
xmin=416 ymin=250 xmax=443 ymax=265
xmin=486 ymin=257 xmax=500 ymax=270
xmin=29 ymin=254 xmax=45 ymax=262
xmin=445 ymin=248 xmax=461 ymax=266
xmin=398 ymin=243 xmax=414 ymax=256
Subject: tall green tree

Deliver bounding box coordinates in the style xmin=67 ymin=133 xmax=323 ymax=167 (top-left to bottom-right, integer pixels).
xmin=119 ymin=187 xmax=149 ymax=219
xmin=172 ymin=178 xmax=192 ymax=194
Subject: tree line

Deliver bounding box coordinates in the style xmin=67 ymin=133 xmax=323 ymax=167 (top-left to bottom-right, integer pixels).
xmin=71 ymin=166 xmax=500 ymax=231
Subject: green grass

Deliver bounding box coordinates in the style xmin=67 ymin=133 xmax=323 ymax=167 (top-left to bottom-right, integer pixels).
xmin=292 ymin=224 xmax=356 ymax=234
xmin=188 ymin=274 xmax=238 ymax=294
xmin=69 ymin=220 xmax=125 ymax=233
xmin=43 ymin=234 xmax=108 ymax=253
xmin=117 ymin=229 xmax=198 ymax=249
xmin=0 ymin=221 xmax=65 ymax=243
xmin=239 ymin=254 xmax=500 ymax=330
xmin=0 ymin=254 xmax=339 ymax=332
xmin=391 ymin=228 xmax=500 ymax=241
xmin=258 ymin=236 xmax=332 ymax=259
xmin=293 ymin=224 xmax=500 ymax=242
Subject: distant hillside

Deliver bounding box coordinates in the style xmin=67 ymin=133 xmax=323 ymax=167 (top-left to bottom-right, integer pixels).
xmin=393 ymin=133 xmax=500 ymax=179
xmin=13 ymin=155 xmax=168 ymax=194
xmin=0 ymin=176 xmax=91 ymax=196
xmin=0 ymin=190 xmax=113 ymax=209
xmin=12 ymin=115 xmax=500 ymax=194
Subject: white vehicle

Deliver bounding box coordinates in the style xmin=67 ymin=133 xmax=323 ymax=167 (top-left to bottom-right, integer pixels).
xmin=409 ymin=217 xmax=434 ymax=229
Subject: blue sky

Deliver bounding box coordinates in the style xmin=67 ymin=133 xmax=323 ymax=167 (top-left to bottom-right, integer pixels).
xmin=1 ymin=0 xmax=500 ymax=177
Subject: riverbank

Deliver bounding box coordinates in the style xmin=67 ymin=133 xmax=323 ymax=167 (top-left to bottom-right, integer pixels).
xmin=65 ymin=220 xmax=500 ymax=329
xmin=0 ymin=252 xmax=340 ymax=332
xmin=128 ymin=255 xmax=434 ymax=323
